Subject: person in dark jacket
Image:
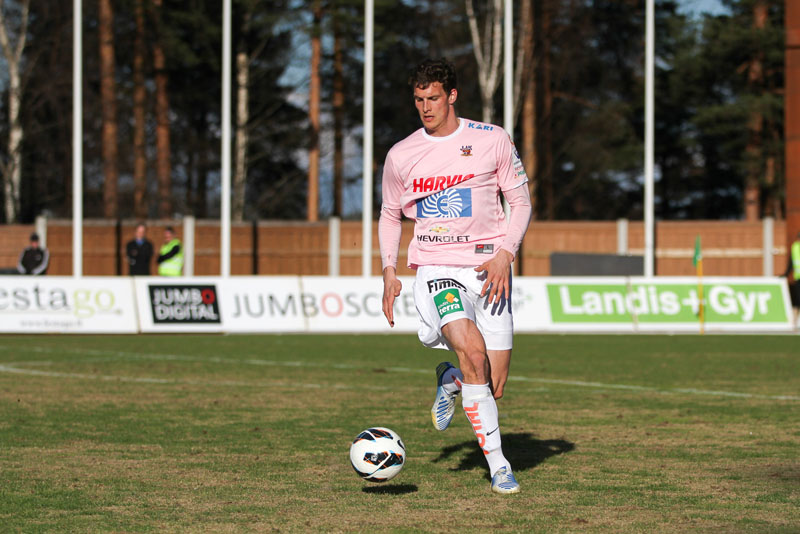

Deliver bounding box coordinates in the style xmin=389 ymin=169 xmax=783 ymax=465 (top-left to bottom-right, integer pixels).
xmin=126 ymin=223 xmax=154 ymax=275
xmin=17 ymin=233 xmax=49 ymax=275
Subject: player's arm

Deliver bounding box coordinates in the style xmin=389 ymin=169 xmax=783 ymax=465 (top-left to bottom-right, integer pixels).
xmin=476 ymin=184 xmax=532 ymax=303
xmin=378 ymin=152 xmax=405 ymax=327
xmin=379 ymin=206 xmax=403 ymax=327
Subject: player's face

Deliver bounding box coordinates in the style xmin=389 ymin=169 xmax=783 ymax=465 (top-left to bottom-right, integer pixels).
xmin=414 ymin=82 xmax=457 ymax=137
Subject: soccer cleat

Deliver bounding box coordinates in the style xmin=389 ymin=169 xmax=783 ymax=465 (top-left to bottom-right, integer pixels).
xmin=431 ymin=362 xmax=458 ymax=431
xmin=491 ymin=466 xmax=520 ymax=494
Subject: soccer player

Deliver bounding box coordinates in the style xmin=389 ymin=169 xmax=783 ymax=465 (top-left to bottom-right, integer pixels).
xmin=379 ymin=58 xmax=532 ymax=494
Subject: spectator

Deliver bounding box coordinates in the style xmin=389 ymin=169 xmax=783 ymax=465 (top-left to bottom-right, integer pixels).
xmin=126 ymin=223 xmax=154 ymax=275
xmin=17 ymin=233 xmax=49 ymax=275
xmin=784 ymin=231 xmax=800 ymax=329
xmin=157 ymin=226 xmax=183 ymax=276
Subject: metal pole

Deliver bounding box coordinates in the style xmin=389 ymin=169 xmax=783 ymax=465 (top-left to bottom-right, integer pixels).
xmin=72 ymin=0 xmax=83 ymax=277
xmin=220 ymin=0 xmax=232 ymax=277
xmin=362 ymin=0 xmax=374 ymax=277
xmin=644 ymin=0 xmax=655 ymax=277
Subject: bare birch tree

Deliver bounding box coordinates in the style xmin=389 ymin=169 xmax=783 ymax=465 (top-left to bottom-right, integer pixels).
xmin=465 ymin=0 xmax=503 ymax=123
xmin=0 ymin=0 xmax=29 ymax=223
xmin=233 ymin=9 xmax=251 ymax=222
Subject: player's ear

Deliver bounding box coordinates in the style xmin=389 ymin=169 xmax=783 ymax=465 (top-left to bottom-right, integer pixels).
xmin=448 ymin=89 xmax=457 ymax=104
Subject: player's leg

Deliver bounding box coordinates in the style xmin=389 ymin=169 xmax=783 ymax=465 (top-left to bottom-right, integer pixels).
xmin=413 ymin=267 xmax=470 ymax=431
xmin=441 ymin=318 xmax=518 ymax=493
xmin=487 ymin=348 xmax=511 ymax=399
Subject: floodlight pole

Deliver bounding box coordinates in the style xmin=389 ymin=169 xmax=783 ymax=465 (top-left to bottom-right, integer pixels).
xmin=362 ymin=0 xmax=374 ymax=277
xmin=72 ymin=0 xmax=83 ymax=277
xmin=220 ymin=0 xmax=232 ymax=277
xmin=644 ymin=0 xmax=655 ymax=277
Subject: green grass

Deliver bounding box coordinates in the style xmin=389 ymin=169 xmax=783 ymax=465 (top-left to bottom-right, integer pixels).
xmin=0 ymin=334 xmax=798 ymax=533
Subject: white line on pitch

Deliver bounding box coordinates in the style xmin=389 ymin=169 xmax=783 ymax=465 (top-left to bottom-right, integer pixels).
xmin=0 ymin=344 xmax=797 ymax=401
xmin=0 ymin=362 xmax=392 ymax=391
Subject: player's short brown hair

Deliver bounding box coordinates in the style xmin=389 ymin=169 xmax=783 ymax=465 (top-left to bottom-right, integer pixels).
xmin=409 ymin=58 xmax=457 ymax=95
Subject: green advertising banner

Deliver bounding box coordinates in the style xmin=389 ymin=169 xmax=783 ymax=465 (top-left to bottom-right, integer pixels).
xmin=547 ymin=281 xmax=789 ymax=324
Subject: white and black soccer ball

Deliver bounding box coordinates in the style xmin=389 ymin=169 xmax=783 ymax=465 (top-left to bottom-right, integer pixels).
xmin=349 ymin=427 xmax=405 ymax=482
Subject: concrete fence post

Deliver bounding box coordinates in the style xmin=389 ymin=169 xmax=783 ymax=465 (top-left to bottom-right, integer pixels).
xmin=617 ymin=218 xmax=629 ymax=255
xmin=763 ymin=216 xmax=774 ymax=276
xmin=329 ymin=216 xmax=341 ymax=276
xmin=183 ymin=216 xmax=195 ymax=276
xmin=35 ymin=215 xmax=48 ymax=248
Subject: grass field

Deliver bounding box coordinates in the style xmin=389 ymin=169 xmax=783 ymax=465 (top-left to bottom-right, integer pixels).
xmin=0 ymin=333 xmax=798 ymax=533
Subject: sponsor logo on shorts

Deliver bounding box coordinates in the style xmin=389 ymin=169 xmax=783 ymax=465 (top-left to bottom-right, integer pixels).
xmin=434 ymin=289 xmax=464 ymax=318
xmin=426 ymin=278 xmax=467 ymax=293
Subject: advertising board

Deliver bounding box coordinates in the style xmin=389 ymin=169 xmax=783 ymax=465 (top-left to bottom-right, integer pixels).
xmin=134 ymin=277 xmax=224 ymax=333
xmin=527 ymin=277 xmax=794 ymax=332
xmin=0 ymin=276 xmax=138 ymax=333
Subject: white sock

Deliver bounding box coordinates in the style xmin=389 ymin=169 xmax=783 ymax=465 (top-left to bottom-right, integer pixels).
xmin=442 ymin=367 xmax=463 ymax=395
xmin=461 ymin=382 xmax=511 ymax=476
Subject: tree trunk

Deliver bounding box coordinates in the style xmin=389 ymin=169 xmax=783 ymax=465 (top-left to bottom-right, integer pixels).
xmin=518 ymin=0 xmax=537 ymax=218
xmin=233 ymin=10 xmax=251 ymax=223
xmin=466 ymin=0 xmax=503 ymax=123
xmin=152 ymin=0 xmax=172 ymax=218
xmin=540 ymin=0 xmax=554 ymax=220
xmin=133 ymin=0 xmax=147 ymax=219
xmin=99 ymin=0 xmax=118 ymax=218
xmin=332 ymin=4 xmax=344 ymax=218
xmin=307 ymin=0 xmax=321 ymax=222
xmin=0 ymin=0 xmax=29 ymax=223
xmin=744 ymin=0 xmax=768 ymax=221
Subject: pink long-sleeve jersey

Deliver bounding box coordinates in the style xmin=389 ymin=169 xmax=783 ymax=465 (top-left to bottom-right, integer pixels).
xmin=379 ymin=118 xmax=529 ymax=269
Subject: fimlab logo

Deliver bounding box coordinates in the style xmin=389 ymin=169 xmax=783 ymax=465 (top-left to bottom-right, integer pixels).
xmin=149 ymin=284 xmax=221 ymax=324
xmin=460 ymin=145 xmax=473 ymax=157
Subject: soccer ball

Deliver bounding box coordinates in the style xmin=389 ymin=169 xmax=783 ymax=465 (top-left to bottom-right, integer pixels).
xmin=349 ymin=427 xmax=405 ymax=482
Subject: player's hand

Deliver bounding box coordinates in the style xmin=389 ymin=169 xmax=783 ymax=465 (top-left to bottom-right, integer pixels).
xmin=475 ymin=249 xmax=513 ymax=304
xmin=382 ymin=267 xmax=403 ymax=327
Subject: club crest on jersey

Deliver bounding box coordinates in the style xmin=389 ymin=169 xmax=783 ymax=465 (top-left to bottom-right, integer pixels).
xmin=416 ymin=188 xmax=472 ymax=219
xmin=460 ymin=145 xmax=473 ymax=157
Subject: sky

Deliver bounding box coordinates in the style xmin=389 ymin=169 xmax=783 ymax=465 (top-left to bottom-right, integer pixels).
xmin=676 ymin=0 xmax=728 ymax=17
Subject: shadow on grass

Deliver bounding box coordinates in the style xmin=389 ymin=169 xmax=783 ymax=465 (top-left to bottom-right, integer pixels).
xmin=432 ymin=432 xmax=574 ymax=478
xmin=362 ymin=483 xmax=418 ymax=495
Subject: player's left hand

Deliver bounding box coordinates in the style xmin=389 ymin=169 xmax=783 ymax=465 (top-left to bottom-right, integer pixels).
xmin=475 ymin=249 xmax=514 ymax=304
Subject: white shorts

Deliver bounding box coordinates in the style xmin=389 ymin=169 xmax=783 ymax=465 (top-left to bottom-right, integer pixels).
xmin=413 ymin=265 xmax=514 ymax=351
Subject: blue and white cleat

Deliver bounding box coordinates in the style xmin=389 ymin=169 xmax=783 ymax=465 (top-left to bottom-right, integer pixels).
xmin=431 ymin=362 xmax=458 ymax=431
xmin=491 ymin=466 xmax=520 ymax=494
